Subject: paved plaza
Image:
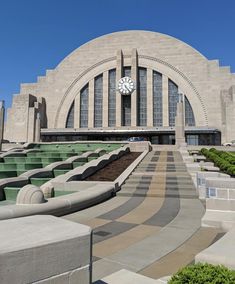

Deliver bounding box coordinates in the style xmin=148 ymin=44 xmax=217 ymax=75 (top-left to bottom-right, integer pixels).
xmin=63 ymin=149 xmax=223 ymax=281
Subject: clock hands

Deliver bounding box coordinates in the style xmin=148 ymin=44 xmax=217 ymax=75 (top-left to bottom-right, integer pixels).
xmin=123 ymin=83 xmax=131 ymax=92
xmin=126 ymin=84 xmax=132 ymax=93
xmin=118 ymin=77 xmax=134 ymax=95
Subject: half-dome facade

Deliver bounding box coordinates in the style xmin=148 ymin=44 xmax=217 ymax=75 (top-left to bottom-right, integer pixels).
xmin=5 ymin=30 xmax=235 ymax=145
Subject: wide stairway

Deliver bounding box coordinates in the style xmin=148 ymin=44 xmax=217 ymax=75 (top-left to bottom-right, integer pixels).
xmin=63 ymin=149 xmax=223 ymax=282
xmin=120 ymin=150 xmax=198 ymax=200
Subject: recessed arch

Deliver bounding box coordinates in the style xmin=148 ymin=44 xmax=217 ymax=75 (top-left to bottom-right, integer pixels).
xmin=58 ymin=55 xmax=207 ymax=128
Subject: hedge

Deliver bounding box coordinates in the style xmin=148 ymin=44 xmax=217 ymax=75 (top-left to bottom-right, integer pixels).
xmin=168 ymin=263 xmax=235 ymax=284
xmin=200 ymin=148 xmax=235 ymax=176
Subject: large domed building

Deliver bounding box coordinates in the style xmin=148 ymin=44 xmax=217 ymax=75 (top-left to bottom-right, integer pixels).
xmin=5 ymin=30 xmax=235 ymax=145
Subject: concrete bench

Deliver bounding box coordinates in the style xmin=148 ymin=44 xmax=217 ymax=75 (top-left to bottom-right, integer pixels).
xmin=101 ymin=269 xmax=170 ymax=284
xmin=196 ymin=172 xmax=230 ymax=199
xmin=201 ymin=165 xmax=220 ymax=172
xmin=193 ymin=154 xmax=206 ymax=162
xmin=202 ymin=178 xmax=235 ymax=229
xmin=195 ymin=225 xmax=235 ymax=270
xmin=0 ymin=215 xmax=92 ymax=284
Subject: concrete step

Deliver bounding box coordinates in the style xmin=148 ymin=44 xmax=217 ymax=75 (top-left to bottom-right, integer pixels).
xmin=53 ymin=169 xmax=70 ymax=177
xmin=122 ymin=183 xmax=195 ymax=190
xmin=127 ymin=174 xmax=191 ymax=179
xmin=124 ymin=179 xmax=193 ymax=185
xmin=30 ymin=177 xmax=52 ymax=186
xmin=4 ymin=187 xmax=21 ymax=201
xmin=134 ymin=169 xmax=187 ymax=173
xmin=99 ymin=269 xmax=169 ymax=284
xmin=135 ymin=166 xmax=187 ymax=169
xmin=119 ymin=187 xmax=198 ymax=198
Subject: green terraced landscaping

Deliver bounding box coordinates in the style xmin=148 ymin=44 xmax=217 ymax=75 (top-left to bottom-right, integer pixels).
xmin=72 ymin=161 xmax=86 ymax=168
xmin=0 ymin=200 xmax=15 ymax=206
xmin=4 ymin=187 xmax=21 ymax=201
xmin=30 ymin=143 xmax=123 ymax=153
xmin=54 ymin=190 xmax=76 ymax=197
xmin=30 ymin=177 xmax=52 ymax=186
xmin=53 ymin=169 xmax=71 ymax=177
xmin=0 ymin=143 xmax=122 ymax=203
xmin=0 ymin=171 xmax=18 ymax=178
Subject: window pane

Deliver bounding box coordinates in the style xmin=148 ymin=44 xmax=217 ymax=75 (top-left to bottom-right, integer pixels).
xmin=66 ymin=101 xmax=74 ymax=128
xmin=80 ymin=84 xmax=89 ymax=128
xmin=138 ymin=67 xmax=147 ymax=126
xmin=153 ymin=71 xmax=162 ymax=126
xmin=122 ymin=67 xmax=132 ymax=126
xmin=108 ymin=69 xmax=116 ymax=127
xmin=94 ymin=74 xmax=103 ymax=127
xmin=168 ymin=80 xmax=179 ymax=126
xmin=185 ymin=96 xmax=195 ymax=126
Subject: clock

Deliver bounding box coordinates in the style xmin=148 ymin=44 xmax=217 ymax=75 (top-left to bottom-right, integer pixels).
xmin=118 ymin=77 xmax=134 ymax=95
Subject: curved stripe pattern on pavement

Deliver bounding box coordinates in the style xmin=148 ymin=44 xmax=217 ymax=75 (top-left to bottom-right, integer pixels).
xmin=63 ymin=150 xmax=220 ymax=282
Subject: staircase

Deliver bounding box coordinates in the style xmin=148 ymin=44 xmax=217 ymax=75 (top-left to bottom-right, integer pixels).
xmin=119 ymin=150 xmax=198 ymax=199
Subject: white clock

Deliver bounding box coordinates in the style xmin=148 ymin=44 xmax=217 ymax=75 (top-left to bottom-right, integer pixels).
xmin=118 ymin=77 xmax=134 ymax=95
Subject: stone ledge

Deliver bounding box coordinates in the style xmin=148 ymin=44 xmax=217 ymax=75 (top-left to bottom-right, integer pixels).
xmin=0 ymin=215 xmax=92 ymax=284
xmin=195 ymin=225 xmax=235 ymax=270
xmin=100 ymin=269 xmax=169 ymax=284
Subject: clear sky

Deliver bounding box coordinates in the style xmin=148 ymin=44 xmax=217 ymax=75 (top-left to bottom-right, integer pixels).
xmin=0 ymin=0 xmax=235 ymax=109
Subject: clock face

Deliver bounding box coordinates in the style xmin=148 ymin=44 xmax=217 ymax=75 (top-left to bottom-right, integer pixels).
xmin=118 ymin=77 xmax=134 ymax=95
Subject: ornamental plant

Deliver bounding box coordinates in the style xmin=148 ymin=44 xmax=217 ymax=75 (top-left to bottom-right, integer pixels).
xmin=168 ymin=263 xmax=235 ymax=284
xmin=200 ymin=148 xmax=235 ymax=176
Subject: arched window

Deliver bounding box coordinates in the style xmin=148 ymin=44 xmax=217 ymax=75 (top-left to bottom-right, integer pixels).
xmin=94 ymin=74 xmax=103 ymax=127
xmin=66 ymin=101 xmax=74 ymax=128
xmin=138 ymin=67 xmax=147 ymax=126
xmin=73 ymin=67 xmax=195 ymax=130
xmin=153 ymin=71 xmax=162 ymax=126
xmin=185 ymin=96 xmax=195 ymax=126
xmin=168 ymin=80 xmax=179 ymax=126
xmin=108 ymin=69 xmax=116 ymax=127
xmin=80 ymin=84 xmax=89 ymax=128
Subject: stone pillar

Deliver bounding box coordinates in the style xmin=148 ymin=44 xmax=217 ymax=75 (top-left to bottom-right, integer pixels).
xmin=74 ymin=94 xmax=80 ymax=128
xmin=88 ymin=79 xmax=94 ymax=128
xmin=103 ymin=70 xmax=109 ymax=128
xmin=175 ymin=94 xmax=186 ymax=147
xmin=147 ymin=69 xmax=153 ymax=127
xmin=35 ymin=113 xmax=41 ymax=142
xmin=116 ymin=50 xmax=123 ymax=127
xmin=27 ymin=107 xmax=36 ymax=143
xmin=162 ymin=75 xmax=169 ymax=126
xmin=0 ymin=101 xmax=5 ymax=151
xmin=131 ymin=48 xmax=138 ymax=127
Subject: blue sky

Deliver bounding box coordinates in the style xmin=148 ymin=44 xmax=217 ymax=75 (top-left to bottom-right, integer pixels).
xmin=0 ymin=0 xmax=235 ymax=109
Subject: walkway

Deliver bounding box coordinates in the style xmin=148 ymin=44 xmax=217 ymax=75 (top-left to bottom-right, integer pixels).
xmin=63 ymin=150 xmax=222 ymax=282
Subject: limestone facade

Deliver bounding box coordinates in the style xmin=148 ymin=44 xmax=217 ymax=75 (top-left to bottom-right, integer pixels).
xmin=4 ymin=30 xmax=235 ymax=144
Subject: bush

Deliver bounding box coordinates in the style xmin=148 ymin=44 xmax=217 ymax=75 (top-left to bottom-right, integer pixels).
xmin=219 ymin=161 xmax=231 ymax=171
xmin=168 ymin=263 xmax=235 ymax=284
xmin=227 ymin=166 xmax=235 ymax=176
xmin=200 ymin=148 xmax=235 ymax=176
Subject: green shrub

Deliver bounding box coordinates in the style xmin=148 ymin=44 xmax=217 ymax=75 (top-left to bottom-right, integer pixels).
xmin=200 ymin=148 xmax=235 ymax=176
xmin=200 ymin=148 xmax=208 ymax=156
xmin=168 ymin=263 xmax=235 ymax=284
xmin=219 ymin=161 xmax=231 ymax=171
xmin=227 ymin=166 xmax=235 ymax=176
